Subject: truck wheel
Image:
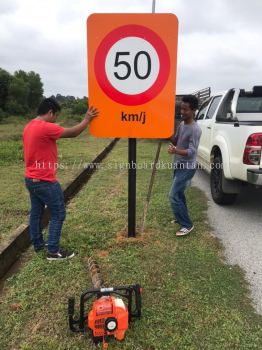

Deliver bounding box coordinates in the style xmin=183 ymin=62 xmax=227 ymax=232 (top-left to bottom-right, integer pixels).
xmin=210 ymin=155 xmax=237 ymax=205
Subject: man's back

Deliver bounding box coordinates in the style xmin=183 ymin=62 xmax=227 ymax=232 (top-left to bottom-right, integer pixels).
xmin=23 ymin=119 xmax=64 ymax=182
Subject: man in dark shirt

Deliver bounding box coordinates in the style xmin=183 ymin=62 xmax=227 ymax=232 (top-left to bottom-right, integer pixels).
xmin=168 ymin=95 xmax=202 ymax=236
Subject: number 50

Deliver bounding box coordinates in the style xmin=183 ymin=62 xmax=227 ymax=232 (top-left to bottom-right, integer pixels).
xmin=114 ymin=51 xmax=152 ymax=80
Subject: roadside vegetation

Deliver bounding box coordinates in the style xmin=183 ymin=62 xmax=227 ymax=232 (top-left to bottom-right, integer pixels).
xmin=0 ymin=139 xmax=261 ymax=350
xmin=0 ymin=67 xmax=89 ymax=121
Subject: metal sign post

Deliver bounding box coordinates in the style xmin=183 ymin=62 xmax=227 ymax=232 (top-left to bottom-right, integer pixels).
xmin=128 ymin=138 xmax=136 ymax=237
xmin=152 ymin=0 xmax=156 ymax=13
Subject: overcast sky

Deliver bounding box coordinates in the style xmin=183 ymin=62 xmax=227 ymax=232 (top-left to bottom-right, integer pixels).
xmin=1 ymin=0 xmax=261 ymax=97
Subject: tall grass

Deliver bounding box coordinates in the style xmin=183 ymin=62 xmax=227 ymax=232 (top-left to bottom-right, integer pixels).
xmin=0 ymin=140 xmax=24 ymax=165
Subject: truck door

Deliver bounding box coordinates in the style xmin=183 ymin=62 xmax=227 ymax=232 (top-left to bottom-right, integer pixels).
xmin=201 ymin=96 xmax=223 ymax=162
xmin=196 ymin=98 xmax=212 ymax=163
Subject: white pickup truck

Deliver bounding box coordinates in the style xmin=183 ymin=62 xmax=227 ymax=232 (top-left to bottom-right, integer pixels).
xmin=196 ymin=86 xmax=262 ymax=204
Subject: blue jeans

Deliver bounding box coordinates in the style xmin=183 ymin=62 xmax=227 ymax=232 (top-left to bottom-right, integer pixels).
xmin=169 ymin=168 xmax=196 ymax=229
xmin=25 ymin=178 xmax=66 ymax=253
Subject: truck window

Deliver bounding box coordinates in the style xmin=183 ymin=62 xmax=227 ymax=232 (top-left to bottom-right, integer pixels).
xmin=237 ymin=97 xmax=262 ymax=113
xmin=196 ymin=98 xmax=211 ymax=120
xmin=216 ymin=89 xmax=235 ymax=122
xmin=206 ymin=96 xmax=222 ymax=119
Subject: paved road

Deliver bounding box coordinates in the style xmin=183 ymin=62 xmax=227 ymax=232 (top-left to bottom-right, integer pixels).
xmin=192 ymin=170 xmax=262 ymax=315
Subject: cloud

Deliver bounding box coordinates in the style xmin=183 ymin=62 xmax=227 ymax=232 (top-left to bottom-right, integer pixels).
xmin=0 ymin=0 xmax=18 ymax=15
xmin=0 ymin=0 xmax=262 ymax=97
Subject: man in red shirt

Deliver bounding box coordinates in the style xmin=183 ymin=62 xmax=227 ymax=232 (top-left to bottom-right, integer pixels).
xmin=23 ymin=98 xmax=98 ymax=260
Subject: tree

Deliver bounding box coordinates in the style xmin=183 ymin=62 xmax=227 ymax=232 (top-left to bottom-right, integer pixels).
xmin=0 ymin=68 xmax=11 ymax=110
xmin=71 ymin=99 xmax=87 ymax=115
xmin=0 ymin=67 xmax=89 ymax=117
xmin=6 ymin=75 xmax=30 ymax=114
xmin=14 ymin=70 xmax=43 ymax=111
xmin=55 ymin=94 xmax=76 ymax=108
xmin=27 ymin=71 xmax=43 ymax=110
xmin=55 ymin=94 xmax=67 ymax=105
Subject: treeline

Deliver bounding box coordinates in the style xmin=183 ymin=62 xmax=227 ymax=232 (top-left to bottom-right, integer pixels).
xmin=50 ymin=94 xmax=88 ymax=115
xmin=0 ymin=68 xmax=44 ymax=118
xmin=0 ymin=68 xmax=88 ymax=119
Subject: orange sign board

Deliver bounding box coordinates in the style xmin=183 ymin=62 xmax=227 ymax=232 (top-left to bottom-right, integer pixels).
xmin=87 ymin=14 xmax=178 ymax=138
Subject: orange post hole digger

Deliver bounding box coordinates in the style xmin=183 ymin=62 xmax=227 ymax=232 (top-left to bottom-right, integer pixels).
xmin=68 ymin=284 xmax=142 ymax=349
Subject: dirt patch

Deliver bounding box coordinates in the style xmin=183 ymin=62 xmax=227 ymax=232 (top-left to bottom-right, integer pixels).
xmin=114 ymin=229 xmax=151 ymax=246
xmin=10 ymin=303 xmax=23 ymax=311
xmin=96 ymin=250 xmax=110 ymax=257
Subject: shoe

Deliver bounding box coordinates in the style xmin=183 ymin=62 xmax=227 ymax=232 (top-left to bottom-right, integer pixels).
xmin=34 ymin=241 xmax=48 ymax=253
xmin=171 ymin=219 xmax=179 ymax=224
xmin=47 ymin=249 xmax=75 ymax=261
xmin=176 ymin=226 xmax=194 ymax=237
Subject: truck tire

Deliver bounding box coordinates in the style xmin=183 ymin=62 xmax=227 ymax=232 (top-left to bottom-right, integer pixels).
xmin=210 ymin=155 xmax=237 ymax=205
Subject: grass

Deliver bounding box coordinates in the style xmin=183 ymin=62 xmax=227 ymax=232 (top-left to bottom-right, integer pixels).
xmin=0 ymin=139 xmax=261 ymax=349
xmin=0 ymin=115 xmax=112 ymax=244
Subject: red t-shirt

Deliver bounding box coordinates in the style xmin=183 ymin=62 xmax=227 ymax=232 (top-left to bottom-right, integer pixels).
xmin=23 ymin=119 xmax=65 ymax=182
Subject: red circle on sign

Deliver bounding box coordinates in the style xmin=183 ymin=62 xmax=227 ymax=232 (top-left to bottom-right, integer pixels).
xmin=94 ymin=24 xmax=170 ymax=106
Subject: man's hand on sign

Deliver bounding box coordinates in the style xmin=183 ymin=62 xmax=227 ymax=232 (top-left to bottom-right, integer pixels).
xmin=60 ymin=106 xmax=99 ymax=138
xmin=168 ymin=143 xmax=176 ymax=154
xmin=85 ymin=106 xmax=99 ymax=123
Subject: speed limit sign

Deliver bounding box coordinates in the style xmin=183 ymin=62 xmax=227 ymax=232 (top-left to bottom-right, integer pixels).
xmin=87 ymin=14 xmax=178 ymax=138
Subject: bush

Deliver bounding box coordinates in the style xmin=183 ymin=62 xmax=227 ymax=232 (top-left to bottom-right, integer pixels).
xmin=5 ymin=100 xmax=28 ymax=115
xmin=71 ymin=99 xmax=87 ymax=115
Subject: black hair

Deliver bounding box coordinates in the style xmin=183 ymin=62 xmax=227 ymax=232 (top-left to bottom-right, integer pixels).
xmin=182 ymin=95 xmax=199 ymax=111
xmin=37 ymin=98 xmax=61 ymax=115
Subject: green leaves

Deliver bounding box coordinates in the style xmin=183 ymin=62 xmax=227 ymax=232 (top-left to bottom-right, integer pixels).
xmin=0 ymin=68 xmax=44 ymax=117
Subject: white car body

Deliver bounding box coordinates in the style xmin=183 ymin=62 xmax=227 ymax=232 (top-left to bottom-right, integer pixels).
xmin=196 ymin=87 xmax=262 ymax=203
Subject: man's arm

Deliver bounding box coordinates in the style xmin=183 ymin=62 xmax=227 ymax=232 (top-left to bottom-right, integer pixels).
xmin=169 ymin=122 xmax=181 ymax=146
xmin=168 ymin=144 xmax=188 ymax=156
xmin=169 ymin=135 xmax=177 ymax=146
xmin=168 ymin=126 xmax=201 ymax=157
xmin=168 ymin=128 xmax=201 ymax=157
xmin=60 ymin=106 xmax=99 ymax=138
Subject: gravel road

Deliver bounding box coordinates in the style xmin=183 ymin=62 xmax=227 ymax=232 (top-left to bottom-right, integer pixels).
xmin=192 ymin=169 xmax=262 ymax=315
